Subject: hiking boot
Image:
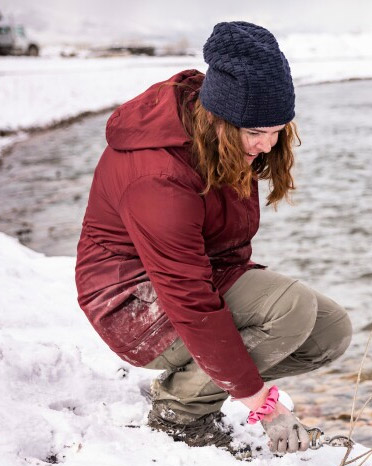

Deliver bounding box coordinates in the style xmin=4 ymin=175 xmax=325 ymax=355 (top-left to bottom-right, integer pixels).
xmin=147 ymin=404 xmax=252 ymax=461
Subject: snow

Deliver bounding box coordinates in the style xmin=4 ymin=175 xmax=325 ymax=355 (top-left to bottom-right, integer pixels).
xmin=1 ymin=56 xmax=201 ymax=135
xmin=0 ymin=231 xmax=371 ymax=465
xmin=1 ymin=32 xmax=372 ymax=137
xmin=279 ymin=32 xmax=372 ymax=61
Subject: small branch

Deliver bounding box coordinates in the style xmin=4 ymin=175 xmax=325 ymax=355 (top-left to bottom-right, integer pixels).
xmin=339 ymin=330 xmax=372 ymax=466
xmin=344 ymin=449 xmax=372 ymax=465
xmin=352 ymin=394 xmax=372 ymax=426
xmin=356 ymin=449 xmax=372 ymax=466
xmin=340 ymin=444 xmax=354 ymax=466
xmin=347 ymin=331 xmax=372 ymax=440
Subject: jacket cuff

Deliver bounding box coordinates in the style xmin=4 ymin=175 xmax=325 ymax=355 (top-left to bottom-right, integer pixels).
xmin=230 ymin=382 xmax=267 ymax=402
xmin=227 ymin=378 xmax=265 ymax=399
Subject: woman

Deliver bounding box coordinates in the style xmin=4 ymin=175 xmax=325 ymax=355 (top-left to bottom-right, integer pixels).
xmin=75 ymin=21 xmax=352 ymax=458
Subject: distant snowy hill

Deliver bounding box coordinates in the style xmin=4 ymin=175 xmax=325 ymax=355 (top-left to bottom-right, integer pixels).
xmin=2 ymin=0 xmax=372 ymax=50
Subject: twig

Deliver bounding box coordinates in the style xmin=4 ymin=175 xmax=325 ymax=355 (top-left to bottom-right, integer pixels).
xmin=352 ymin=394 xmax=372 ymax=426
xmin=340 ymin=443 xmax=355 ymax=466
xmin=344 ymin=449 xmax=372 ymax=465
xmin=339 ymin=330 xmax=372 ymax=466
xmin=357 ymin=449 xmax=372 ymax=466
xmin=347 ymin=331 xmax=372 ymax=440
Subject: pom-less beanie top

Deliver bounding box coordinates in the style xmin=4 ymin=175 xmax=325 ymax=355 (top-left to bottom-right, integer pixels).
xmin=199 ymin=21 xmax=295 ymax=128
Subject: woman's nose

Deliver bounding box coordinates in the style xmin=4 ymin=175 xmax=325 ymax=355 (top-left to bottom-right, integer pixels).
xmin=257 ymin=136 xmax=272 ymax=153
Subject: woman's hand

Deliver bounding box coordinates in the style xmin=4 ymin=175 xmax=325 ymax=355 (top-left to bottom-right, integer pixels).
xmin=260 ymin=401 xmax=310 ymax=454
xmin=239 ymin=386 xmax=310 ymax=454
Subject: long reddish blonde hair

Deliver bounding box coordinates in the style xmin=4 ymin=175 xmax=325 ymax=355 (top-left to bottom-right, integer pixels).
xmin=163 ymin=77 xmax=301 ymax=206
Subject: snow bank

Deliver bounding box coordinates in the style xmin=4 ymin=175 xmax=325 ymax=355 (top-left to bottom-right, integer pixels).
xmin=0 ymin=56 xmax=205 ymax=134
xmin=0 ymin=232 xmax=371 ymax=466
xmin=1 ymin=33 xmax=372 ymax=135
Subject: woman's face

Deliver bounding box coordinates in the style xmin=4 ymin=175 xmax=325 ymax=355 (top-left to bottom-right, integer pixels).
xmin=240 ymin=125 xmax=285 ymax=164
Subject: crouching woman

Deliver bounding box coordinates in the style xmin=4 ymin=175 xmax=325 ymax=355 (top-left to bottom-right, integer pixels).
xmin=75 ymin=21 xmax=352 ymax=459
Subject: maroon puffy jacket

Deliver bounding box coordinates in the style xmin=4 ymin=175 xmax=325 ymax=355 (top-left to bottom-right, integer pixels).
xmin=75 ymin=69 xmax=264 ymax=397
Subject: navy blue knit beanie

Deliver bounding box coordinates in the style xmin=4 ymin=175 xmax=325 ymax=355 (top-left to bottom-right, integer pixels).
xmin=199 ymin=21 xmax=295 ymax=128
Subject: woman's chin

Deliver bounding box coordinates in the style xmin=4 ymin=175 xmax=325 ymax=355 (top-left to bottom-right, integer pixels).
xmin=245 ymin=155 xmax=258 ymax=165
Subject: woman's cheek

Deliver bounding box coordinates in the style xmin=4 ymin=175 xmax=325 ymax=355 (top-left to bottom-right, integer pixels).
xmin=241 ymin=135 xmax=251 ymax=152
xmin=272 ymin=135 xmax=279 ymax=146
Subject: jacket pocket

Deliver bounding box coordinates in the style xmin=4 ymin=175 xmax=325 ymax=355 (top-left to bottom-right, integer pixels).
xmin=105 ymin=283 xmax=164 ymax=354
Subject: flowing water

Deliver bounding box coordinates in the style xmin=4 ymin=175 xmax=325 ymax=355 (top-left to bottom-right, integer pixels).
xmin=1 ymin=80 xmax=371 ymax=444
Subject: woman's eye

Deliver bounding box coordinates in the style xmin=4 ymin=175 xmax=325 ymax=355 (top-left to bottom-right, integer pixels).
xmin=247 ymin=131 xmax=259 ymax=136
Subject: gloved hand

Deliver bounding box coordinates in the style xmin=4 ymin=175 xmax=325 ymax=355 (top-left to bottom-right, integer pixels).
xmin=260 ymin=400 xmax=310 ymax=454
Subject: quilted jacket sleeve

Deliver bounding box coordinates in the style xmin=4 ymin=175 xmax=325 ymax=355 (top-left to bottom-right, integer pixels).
xmin=119 ymin=173 xmax=264 ymax=398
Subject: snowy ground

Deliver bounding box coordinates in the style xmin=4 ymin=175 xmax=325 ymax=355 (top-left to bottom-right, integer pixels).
xmin=0 ymin=231 xmax=371 ymax=466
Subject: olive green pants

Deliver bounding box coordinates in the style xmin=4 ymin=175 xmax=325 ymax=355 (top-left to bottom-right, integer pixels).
xmin=145 ymin=269 xmax=352 ymax=422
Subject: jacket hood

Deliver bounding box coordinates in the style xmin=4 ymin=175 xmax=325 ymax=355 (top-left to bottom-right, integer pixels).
xmin=106 ymin=69 xmax=204 ymax=151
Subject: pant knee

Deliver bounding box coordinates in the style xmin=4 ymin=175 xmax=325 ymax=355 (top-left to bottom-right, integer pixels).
xmin=326 ymin=309 xmax=353 ymax=361
xmin=273 ymin=281 xmax=318 ymax=338
xmin=297 ymin=304 xmax=352 ymax=368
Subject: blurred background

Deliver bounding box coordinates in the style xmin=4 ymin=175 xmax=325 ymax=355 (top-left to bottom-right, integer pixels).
xmin=1 ymin=0 xmax=372 ymax=55
xmin=0 ymin=0 xmax=371 ymax=446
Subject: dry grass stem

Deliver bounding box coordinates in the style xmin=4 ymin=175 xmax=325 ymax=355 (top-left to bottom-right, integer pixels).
xmin=352 ymin=394 xmax=372 ymax=426
xmin=339 ymin=330 xmax=372 ymax=466
xmin=344 ymin=449 xmax=372 ymax=465
xmin=347 ymin=331 xmax=372 ymax=440
xmin=356 ymin=449 xmax=372 ymax=466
